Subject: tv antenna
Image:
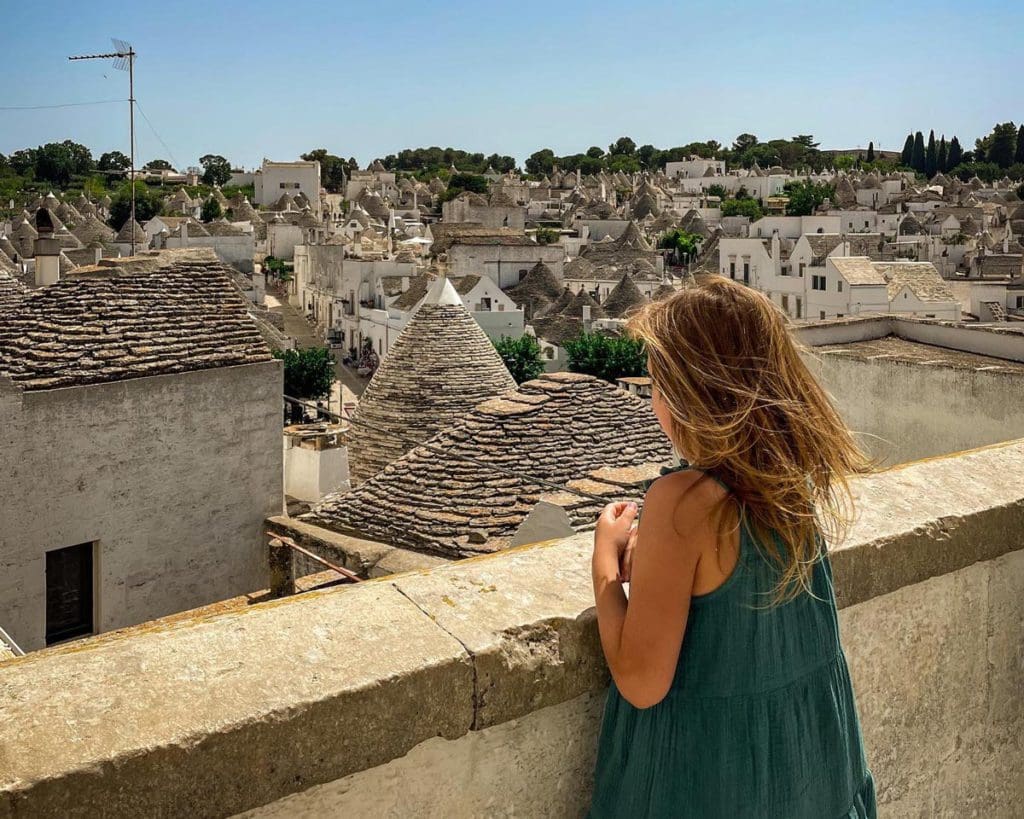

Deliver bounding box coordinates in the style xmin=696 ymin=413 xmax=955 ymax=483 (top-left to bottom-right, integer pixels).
xmin=69 ymin=39 xmax=137 ymax=255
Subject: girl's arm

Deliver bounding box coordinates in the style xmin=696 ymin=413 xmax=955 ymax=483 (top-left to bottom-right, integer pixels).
xmin=592 ymin=470 xmax=717 ymax=709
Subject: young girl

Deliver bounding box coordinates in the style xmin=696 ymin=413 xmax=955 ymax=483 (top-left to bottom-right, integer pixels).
xmin=589 ymin=276 xmax=876 ymax=818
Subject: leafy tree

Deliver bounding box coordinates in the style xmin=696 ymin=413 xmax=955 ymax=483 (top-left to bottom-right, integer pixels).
xmin=9 ymin=148 xmax=37 ymax=176
xmin=985 ymin=122 xmax=1018 ymax=168
xmin=937 ymin=136 xmax=947 ymax=173
xmin=947 ymin=161 xmax=1002 ymax=184
xmin=720 ymin=198 xmax=763 ymax=220
xmin=144 ymin=159 xmax=174 ymax=171
xmin=492 ymin=335 xmax=545 ymax=384
xmin=866 ymin=142 xmax=875 ymax=163
xmin=784 ymin=180 xmax=835 ymax=216
xmin=377 ymin=146 xmax=516 ymax=176
xmin=657 ymin=229 xmax=701 ymax=264
xmin=732 ymin=133 xmax=759 ymax=153
xmin=608 ymin=136 xmax=636 ymax=156
xmin=792 ymin=135 xmax=819 ymax=149
xmin=706 ymin=183 xmax=728 ymax=199
xmin=900 ymin=134 xmax=914 ymax=167
xmin=586 ymin=146 xmax=605 ymax=159
xmin=301 ymin=148 xmax=354 ymax=193
xmin=200 ymin=154 xmax=232 ymax=186
xmin=636 ymin=143 xmax=660 ymax=169
xmin=525 ymin=148 xmax=555 ymax=176
xmin=947 ymin=136 xmax=963 ymax=169
xmin=439 ymin=172 xmax=489 ymax=202
xmin=534 ymin=226 xmax=559 ymax=245
xmin=925 ymin=130 xmax=937 ymax=177
xmin=98 ymin=151 xmax=130 ymax=173
xmin=1016 ymin=125 xmax=1024 ymax=165
xmin=274 ymin=346 xmax=335 ymax=400
xmin=108 ymin=180 xmax=164 ymax=228
xmin=201 ymin=197 xmax=223 ymax=222
xmin=32 ymin=141 xmax=94 ymax=187
xmin=911 ymin=132 xmax=926 ymax=173
xmin=564 ymin=332 xmax=647 ymax=383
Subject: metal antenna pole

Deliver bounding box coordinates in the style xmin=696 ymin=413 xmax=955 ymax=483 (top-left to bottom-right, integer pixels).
xmin=128 ymin=47 xmax=135 ymax=255
xmin=69 ymin=39 xmax=136 ymax=253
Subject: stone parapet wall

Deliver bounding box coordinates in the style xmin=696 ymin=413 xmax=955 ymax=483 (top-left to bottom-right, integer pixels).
xmin=2 ymin=442 xmax=1023 ymax=818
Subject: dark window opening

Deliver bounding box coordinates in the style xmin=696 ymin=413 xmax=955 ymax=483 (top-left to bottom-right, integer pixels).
xmin=45 ymin=542 xmax=94 ymax=646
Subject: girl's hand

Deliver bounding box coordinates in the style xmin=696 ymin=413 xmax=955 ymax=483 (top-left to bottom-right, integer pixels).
xmin=593 ymin=501 xmax=638 ymax=583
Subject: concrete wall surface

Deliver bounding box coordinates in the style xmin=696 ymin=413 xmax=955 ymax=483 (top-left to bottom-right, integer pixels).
xmin=0 ymin=361 xmax=283 ymax=651
xmin=0 ymin=442 xmax=1022 ymax=818
xmin=806 ymin=351 xmax=1024 ymax=465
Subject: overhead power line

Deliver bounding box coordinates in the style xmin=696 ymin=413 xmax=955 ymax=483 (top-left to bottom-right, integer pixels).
xmin=0 ymin=99 xmax=126 ymax=111
xmin=134 ymin=99 xmax=181 ymax=171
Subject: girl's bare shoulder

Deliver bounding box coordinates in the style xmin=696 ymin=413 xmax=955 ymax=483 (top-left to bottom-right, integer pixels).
xmin=642 ymin=469 xmax=730 ymax=537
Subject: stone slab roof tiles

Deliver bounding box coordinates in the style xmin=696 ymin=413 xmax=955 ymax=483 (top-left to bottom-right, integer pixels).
xmin=306 ymin=372 xmax=673 ymax=557
xmin=345 ymin=280 xmax=517 ymax=484
xmin=875 ymin=261 xmax=957 ymax=303
xmin=0 ymin=249 xmax=272 ymax=391
xmin=602 ymin=272 xmax=648 ymax=318
xmin=0 ymin=270 xmax=28 ymax=314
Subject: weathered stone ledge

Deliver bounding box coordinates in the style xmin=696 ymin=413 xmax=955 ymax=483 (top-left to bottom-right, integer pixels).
xmin=2 ymin=440 xmax=1023 ymax=818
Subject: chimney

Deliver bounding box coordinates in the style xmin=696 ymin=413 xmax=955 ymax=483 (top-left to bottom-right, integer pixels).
xmin=181 ymin=220 xmax=189 ymax=243
xmin=400 ymin=275 xmax=410 ymax=293
xmin=33 ymin=208 xmax=60 ymax=287
xmin=771 ymin=230 xmax=781 ymax=276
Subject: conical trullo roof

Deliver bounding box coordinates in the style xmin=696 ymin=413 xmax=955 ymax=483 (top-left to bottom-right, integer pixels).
xmin=616 ymin=220 xmax=652 ymax=251
xmin=539 ymin=285 xmax=574 ymax=317
xmin=116 ymin=218 xmax=147 ymax=244
xmin=602 ymin=272 xmax=648 ymax=318
xmin=563 ymin=287 xmax=606 ymax=319
xmin=652 ymin=281 xmax=677 ymax=300
xmin=505 ymin=261 xmax=563 ymax=316
xmin=347 ymin=275 xmax=517 ymax=484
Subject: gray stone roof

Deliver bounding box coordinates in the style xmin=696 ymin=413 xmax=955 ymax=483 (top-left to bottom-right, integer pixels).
xmin=0 ymin=249 xmax=271 ymax=390
xmin=876 ymin=261 xmax=957 ymax=303
xmin=601 ymin=272 xmax=648 ymax=318
xmin=346 ymin=276 xmax=516 ymax=484
xmin=505 ymin=262 xmax=563 ymax=314
xmin=306 ymin=372 xmax=673 ymax=557
xmin=115 ymin=218 xmax=147 ymax=244
xmin=0 ymin=269 xmax=28 ymax=314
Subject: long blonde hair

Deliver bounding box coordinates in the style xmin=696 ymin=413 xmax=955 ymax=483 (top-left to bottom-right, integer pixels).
xmin=627 ymin=275 xmax=871 ymax=607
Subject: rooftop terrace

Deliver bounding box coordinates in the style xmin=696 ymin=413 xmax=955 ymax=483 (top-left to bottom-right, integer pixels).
xmin=1 ymin=441 xmax=1022 ymax=817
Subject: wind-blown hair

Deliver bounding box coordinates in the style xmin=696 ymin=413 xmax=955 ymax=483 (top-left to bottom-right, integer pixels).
xmin=627 ymin=275 xmax=871 ymax=607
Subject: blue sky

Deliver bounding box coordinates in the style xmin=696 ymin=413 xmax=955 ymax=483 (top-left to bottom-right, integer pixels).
xmin=2 ymin=0 xmax=1021 ymax=170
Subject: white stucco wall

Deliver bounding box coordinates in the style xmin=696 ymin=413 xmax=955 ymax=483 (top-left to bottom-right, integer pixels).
xmin=284 ymin=443 xmax=349 ymax=503
xmin=0 ymin=362 xmax=283 ymax=652
xmin=805 ymin=351 xmax=1024 ymax=465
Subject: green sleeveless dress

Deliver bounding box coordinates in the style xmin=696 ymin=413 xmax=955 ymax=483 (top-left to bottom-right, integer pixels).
xmin=588 ymin=467 xmax=876 ymax=818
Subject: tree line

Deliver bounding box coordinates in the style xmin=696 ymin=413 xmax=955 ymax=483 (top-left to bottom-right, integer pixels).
xmin=898 ymin=123 xmax=1024 ymax=182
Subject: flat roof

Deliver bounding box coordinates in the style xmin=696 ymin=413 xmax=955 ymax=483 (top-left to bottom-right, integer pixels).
xmin=818 ymin=335 xmax=1024 ymax=374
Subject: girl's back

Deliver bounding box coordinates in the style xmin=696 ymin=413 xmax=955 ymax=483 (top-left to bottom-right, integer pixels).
xmin=589 ymin=468 xmax=876 ymax=818
xmin=587 ymin=276 xmax=878 ymax=817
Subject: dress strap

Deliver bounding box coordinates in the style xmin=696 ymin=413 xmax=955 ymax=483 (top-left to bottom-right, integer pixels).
xmin=642 ymin=460 xmax=732 ymax=495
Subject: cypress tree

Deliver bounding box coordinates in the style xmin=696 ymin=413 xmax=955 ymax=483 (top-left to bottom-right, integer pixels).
xmin=866 ymin=141 xmax=875 ymax=162
xmin=937 ymin=135 xmax=948 ymax=173
xmin=911 ymin=131 xmax=926 ymax=173
xmin=948 ymin=136 xmax=963 ymax=169
xmin=1016 ymin=124 xmax=1024 ymax=164
xmin=925 ymin=130 xmax=937 ymax=177
xmin=901 ymin=133 xmax=914 ymax=167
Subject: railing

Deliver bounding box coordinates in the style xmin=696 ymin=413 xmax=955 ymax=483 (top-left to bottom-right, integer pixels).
xmin=266 ymin=532 xmax=361 ymax=597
